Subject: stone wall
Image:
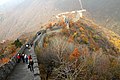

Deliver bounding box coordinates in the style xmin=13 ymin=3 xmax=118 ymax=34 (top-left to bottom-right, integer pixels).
xmin=0 ymin=44 xmax=26 ymax=80
xmin=0 ymin=30 xmax=46 ymax=80
xmin=32 ymin=30 xmax=46 ymax=80
xmin=34 ymin=30 xmax=46 ymax=48
xmin=31 ymin=50 xmax=41 ymax=80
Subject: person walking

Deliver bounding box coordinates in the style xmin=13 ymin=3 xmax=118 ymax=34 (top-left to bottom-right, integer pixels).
xmin=28 ymin=55 xmax=32 ymax=63
xmin=30 ymin=42 xmax=33 ymax=47
xmin=21 ymin=53 xmax=25 ymax=63
xmin=24 ymin=54 xmax=28 ymax=64
xmin=28 ymin=59 xmax=34 ymax=72
xmin=17 ymin=54 xmax=21 ymax=63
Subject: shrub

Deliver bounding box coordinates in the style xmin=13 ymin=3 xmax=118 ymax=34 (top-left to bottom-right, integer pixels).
xmin=13 ymin=39 xmax=22 ymax=48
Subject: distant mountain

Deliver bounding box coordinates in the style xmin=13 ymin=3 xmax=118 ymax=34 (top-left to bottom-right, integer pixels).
xmin=0 ymin=0 xmax=120 ymax=41
xmin=82 ymin=0 xmax=120 ymax=34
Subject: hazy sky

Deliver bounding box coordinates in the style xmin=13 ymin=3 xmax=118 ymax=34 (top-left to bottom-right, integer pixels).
xmin=0 ymin=0 xmax=9 ymax=5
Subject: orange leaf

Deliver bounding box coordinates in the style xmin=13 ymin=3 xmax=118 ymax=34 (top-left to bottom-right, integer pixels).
xmin=68 ymin=36 xmax=74 ymax=43
xmin=69 ymin=48 xmax=80 ymax=60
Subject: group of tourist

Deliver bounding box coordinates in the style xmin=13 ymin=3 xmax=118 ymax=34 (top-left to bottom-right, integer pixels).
xmin=16 ymin=53 xmax=34 ymax=72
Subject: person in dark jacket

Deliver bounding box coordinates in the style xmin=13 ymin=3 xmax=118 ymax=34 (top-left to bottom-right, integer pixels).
xmin=28 ymin=59 xmax=34 ymax=72
xmin=21 ymin=53 xmax=25 ymax=63
xmin=30 ymin=42 xmax=33 ymax=47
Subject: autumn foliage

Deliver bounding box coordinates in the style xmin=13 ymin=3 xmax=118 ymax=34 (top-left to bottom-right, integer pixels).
xmin=69 ymin=48 xmax=80 ymax=60
xmin=36 ymin=16 xmax=120 ymax=80
xmin=0 ymin=40 xmax=21 ymax=66
xmin=0 ymin=58 xmax=10 ymax=64
xmin=68 ymin=36 xmax=74 ymax=43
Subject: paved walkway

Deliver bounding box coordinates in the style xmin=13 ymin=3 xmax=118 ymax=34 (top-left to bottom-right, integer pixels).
xmin=6 ymin=47 xmax=34 ymax=80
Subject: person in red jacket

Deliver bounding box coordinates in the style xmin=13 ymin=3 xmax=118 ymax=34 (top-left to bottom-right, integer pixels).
xmin=28 ymin=55 xmax=32 ymax=60
xmin=28 ymin=55 xmax=32 ymax=63
xmin=17 ymin=54 xmax=21 ymax=63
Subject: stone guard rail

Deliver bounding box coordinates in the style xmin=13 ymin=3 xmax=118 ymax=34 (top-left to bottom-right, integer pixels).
xmin=0 ymin=44 xmax=26 ymax=80
xmin=33 ymin=30 xmax=46 ymax=80
xmin=0 ymin=30 xmax=46 ymax=80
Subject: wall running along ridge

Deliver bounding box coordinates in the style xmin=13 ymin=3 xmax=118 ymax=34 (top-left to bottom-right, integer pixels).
xmin=0 ymin=30 xmax=46 ymax=80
